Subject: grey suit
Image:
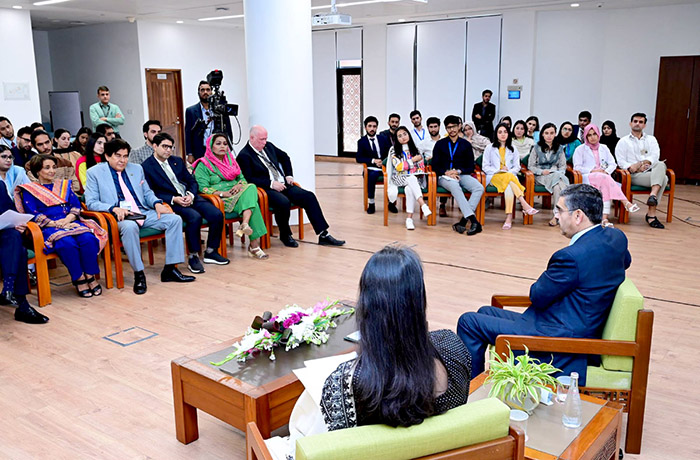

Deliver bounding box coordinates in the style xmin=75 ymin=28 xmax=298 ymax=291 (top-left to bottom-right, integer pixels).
xmin=85 ymin=162 xmax=185 ymax=272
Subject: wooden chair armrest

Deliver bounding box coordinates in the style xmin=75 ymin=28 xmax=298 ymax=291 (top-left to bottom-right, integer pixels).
xmin=491 ymin=295 xmax=531 ymax=309
xmin=494 ymin=335 xmax=638 ymax=358
xmin=199 ymin=193 xmax=224 ymax=212
xmin=25 ymin=221 xmax=46 ymax=252
xmin=79 ymin=210 xmax=109 ymax=229
xmin=566 ymin=165 xmax=582 ymax=184
xmin=614 ymin=168 xmax=631 ymax=195
xmin=666 ymin=167 xmax=675 ymax=185
xmin=256 ymin=187 xmax=268 ymax=211
xmin=246 ymin=422 xmax=273 ymax=460
xmin=509 ymin=425 xmax=526 ymax=460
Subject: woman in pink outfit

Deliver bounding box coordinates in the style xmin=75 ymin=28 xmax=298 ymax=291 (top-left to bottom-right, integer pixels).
xmin=573 ymin=124 xmax=639 ymax=226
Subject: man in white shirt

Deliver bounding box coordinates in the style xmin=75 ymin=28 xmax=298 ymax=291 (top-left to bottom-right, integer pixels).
xmin=129 ymin=120 xmax=162 ymax=165
xmin=418 ymin=116 xmax=441 ymax=161
xmin=409 ymin=110 xmax=426 ymax=146
xmin=615 ymin=112 xmax=668 ymax=229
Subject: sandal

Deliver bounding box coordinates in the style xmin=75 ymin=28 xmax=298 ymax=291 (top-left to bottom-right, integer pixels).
xmin=235 ymin=223 xmax=254 ymax=238
xmin=502 ymin=221 xmax=512 ymax=230
xmin=645 ymin=214 xmax=665 ymax=229
xmin=602 ymin=219 xmax=614 ymax=228
xmin=72 ymin=278 xmax=93 ymax=298
xmin=85 ymin=276 xmax=102 ymax=296
xmin=548 ymin=217 xmax=559 ymax=227
xmin=523 ymin=207 xmax=539 ymax=216
xmin=625 ymin=203 xmax=640 ymax=213
xmin=248 ymin=246 xmax=269 ymax=259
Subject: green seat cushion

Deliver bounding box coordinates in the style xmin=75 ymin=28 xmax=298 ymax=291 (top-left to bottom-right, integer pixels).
xmin=475 ymin=155 xmax=483 ymax=168
xmin=139 ymin=227 xmax=164 ymax=238
xmin=485 ymin=185 xmax=498 ymax=193
xmin=521 ymin=154 xmax=530 ymax=167
xmin=600 ymin=279 xmax=644 ymax=372
xmin=397 ymin=186 xmax=429 ymax=194
xmin=295 ymin=398 xmax=510 ymax=460
xmin=534 ymin=185 xmax=548 ymax=193
xmin=436 ymin=186 xmax=449 ymax=194
xmin=585 ymin=365 xmax=631 ymax=390
xmin=27 ymin=249 xmax=36 ymax=259
xmin=224 ymin=212 xmax=241 ymax=220
xmin=631 ymin=184 xmax=671 ymax=192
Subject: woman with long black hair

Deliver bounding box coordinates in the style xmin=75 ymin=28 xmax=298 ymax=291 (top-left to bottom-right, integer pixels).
xmin=321 ymin=245 xmax=472 ymax=430
xmin=75 ymin=132 xmax=106 ymax=191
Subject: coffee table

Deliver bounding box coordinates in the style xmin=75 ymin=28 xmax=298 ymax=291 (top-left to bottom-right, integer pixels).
xmin=171 ymin=309 xmax=356 ymax=444
xmin=469 ymin=373 xmax=622 ymax=460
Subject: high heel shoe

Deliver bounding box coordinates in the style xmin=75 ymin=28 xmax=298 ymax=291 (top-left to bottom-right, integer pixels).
xmin=248 ymin=246 xmax=269 ymax=259
xmin=84 ymin=276 xmax=102 ymax=296
xmin=73 ymin=279 xmax=93 ymax=298
xmin=626 ymin=203 xmax=640 ymax=213
xmin=523 ymin=207 xmax=539 ymax=216
xmin=235 ymin=223 xmax=254 ymax=238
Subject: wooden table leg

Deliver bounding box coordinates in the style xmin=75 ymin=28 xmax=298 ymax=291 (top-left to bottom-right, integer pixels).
xmin=171 ymin=360 xmax=200 ymax=444
xmin=245 ymin=394 xmax=271 ymax=439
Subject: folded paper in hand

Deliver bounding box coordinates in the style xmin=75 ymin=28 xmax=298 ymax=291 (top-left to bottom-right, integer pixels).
xmin=0 ymin=210 xmax=33 ymax=231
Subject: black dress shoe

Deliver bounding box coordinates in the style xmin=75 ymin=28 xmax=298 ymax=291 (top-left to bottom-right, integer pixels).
xmin=0 ymin=291 xmax=20 ymax=307
xmin=452 ymin=222 xmax=466 ymax=234
xmin=467 ymin=221 xmax=483 ymax=236
xmin=367 ymin=203 xmax=376 ymax=214
xmin=388 ymin=202 xmax=399 ymax=214
xmin=319 ymin=233 xmax=345 ymax=246
xmin=161 ymin=266 xmax=196 ymax=283
xmin=280 ymin=234 xmax=299 ymax=248
xmin=15 ymin=305 xmax=49 ymax=324
xmin=646 ymin=195 xmax=658 ymax=206
xmin=133 ymin=270 xmax=147 ymax=295
xmin=439 ymin=206 xmax=448 ymax=218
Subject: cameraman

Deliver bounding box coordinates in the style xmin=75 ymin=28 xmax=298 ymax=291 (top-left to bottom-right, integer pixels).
xmin=184 ymin=80 xmax=233 ymax=163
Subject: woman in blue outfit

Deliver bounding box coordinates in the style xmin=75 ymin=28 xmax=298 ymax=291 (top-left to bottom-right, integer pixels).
xmin=16 ymin=154 xmax=107 ymax=297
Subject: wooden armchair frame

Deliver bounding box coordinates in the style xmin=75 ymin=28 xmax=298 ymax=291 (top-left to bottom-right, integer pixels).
xmin=475 ymin=166 xmax=532 ymax=226
xmin=25 ymin=207 xmax=113 ymax=307
xmin=246 ymin=422 xmax=524 ymax=460
xmin=382 ymin=167 xmax=437 ymax=226
xmin=257 ymin=185 xmax=303 ymax=248
xmin=362 ymin=163 xmax=385 ymax=211
xmin=203 ymin=193 xmax=260 ymax=254
xmin=431 ymin=167 xmax=486 ymax=225
xmin=520 ymin=159 xmax=582 ymax=225
xmin=617 ymin=167 xmax=675 ymax=224
xmin=491 ymin=295 xmax=653 ymax=454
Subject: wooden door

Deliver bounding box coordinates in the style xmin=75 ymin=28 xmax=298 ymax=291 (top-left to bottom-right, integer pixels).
xmin=336 ymin=67 xmax=362 ymax=157
xmin=145 ymin=69 xmax=185 ymax=159
xmin=684 ymin=58 xmax=700 ymax=180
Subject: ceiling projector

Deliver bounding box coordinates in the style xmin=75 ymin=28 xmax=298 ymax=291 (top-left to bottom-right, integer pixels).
xmin=312 ymin=12 xmax=352 ymax=26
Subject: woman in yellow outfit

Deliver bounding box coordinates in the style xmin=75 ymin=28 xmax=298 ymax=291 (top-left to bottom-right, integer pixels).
xmin=482 ymin=123 xmax=538 ymax=229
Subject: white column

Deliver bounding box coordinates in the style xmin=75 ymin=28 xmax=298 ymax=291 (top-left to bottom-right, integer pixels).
xmin=243 ymin=0 xmax=316 ymax=192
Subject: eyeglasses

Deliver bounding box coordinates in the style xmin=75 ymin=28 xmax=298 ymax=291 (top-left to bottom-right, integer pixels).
xmin=445 ymin=124 xmax=460 ymax=130
xmin=161 ymin=144 xmax=174 ymax=150
xmin=0 ymin=154 xmax=12 ymax=160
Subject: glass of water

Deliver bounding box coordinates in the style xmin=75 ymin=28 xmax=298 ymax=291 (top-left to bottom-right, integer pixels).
xmin=556 ymin=375 xmax=572 ymax=403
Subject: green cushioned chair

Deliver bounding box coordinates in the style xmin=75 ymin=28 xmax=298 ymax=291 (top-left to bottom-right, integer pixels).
xmin=475 ymin=154 xmax=531 ymax=226
xmin=247 ymin=398 xmax=525 ymax=460
xmin=382 ymin=167 xmax=436 ymax=227
xmin=492 ymin=279 xmax=653 ymax=454
xmin=362 ymin=164 xmax=385 ymax=212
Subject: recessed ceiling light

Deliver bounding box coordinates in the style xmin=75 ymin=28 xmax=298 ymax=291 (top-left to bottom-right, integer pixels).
xmin=571 ymin=3 xmax=580 ymax=7
xmin=34 ymin=0 xmax=72 ymax=5
xmin=51 ymin=19 xmax=61 ymax=22
xmin=176 ymin=20 xmax=184 ymax=24
xmin=198 ymin=14 xmax=244 ymax=22
xmin=12 ymin=5 xmax=23 ymax=9
xmin=397 ymin=18 xmax=406 ymax=22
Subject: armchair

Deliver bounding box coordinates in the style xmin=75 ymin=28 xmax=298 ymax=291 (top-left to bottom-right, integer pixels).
xmin=382 ymin=166 xmax=436 ymax=226
xmin=617 ymin=167 xmax=675 ymax=224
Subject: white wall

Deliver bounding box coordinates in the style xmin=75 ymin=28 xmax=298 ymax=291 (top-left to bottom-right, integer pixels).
xmin=33 ymin=30 xmax=54 ymax=124
xmin=48 ymin=22 xmax=145 ymax=145
xmin=499 ymin=11 xmax=536 ymax=123
xmin=0 ymin=9 xmax=41 ymax=128
xmin=136 ymin=21 xmax=250 ymax=151
xmin=533 ymin=3 xmax=700 ymax=132
xmin=312 ymin=30 xmax=337 ymax=156
xmin=362 ymin=24 xmax=387 ymax=129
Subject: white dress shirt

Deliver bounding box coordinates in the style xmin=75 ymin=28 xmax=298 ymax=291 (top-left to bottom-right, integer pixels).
xmin=614 ymin=132 xmax=660 ymax=170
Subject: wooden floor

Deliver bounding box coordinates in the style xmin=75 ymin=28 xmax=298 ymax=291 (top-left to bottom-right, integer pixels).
xmin=1 ymin=159 xmax=698 ymax=459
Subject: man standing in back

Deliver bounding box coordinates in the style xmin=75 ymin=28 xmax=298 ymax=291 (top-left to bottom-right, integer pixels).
xmin=471 ymin=90 xmax=496 ymax=140
xmin=89 ymin=86 xmax=125 ymax=135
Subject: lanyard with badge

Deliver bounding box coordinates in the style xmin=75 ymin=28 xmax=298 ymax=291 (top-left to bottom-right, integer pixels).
xmin=414 ymin=128 xmax=425 ymax=141
xmin=448 ymin=139 xmax=459 ymax=170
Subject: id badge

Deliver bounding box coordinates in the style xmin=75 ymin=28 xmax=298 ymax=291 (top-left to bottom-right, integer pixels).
xmin=119 ymin=200 xmax=132 ymax=210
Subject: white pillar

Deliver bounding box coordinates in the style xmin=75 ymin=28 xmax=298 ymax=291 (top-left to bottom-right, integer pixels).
xmin=243 ymin=0 xmax=316 ymax=192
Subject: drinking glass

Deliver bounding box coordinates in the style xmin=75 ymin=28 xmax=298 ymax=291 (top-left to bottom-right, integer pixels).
xmin=510 ymin=409 xmax=529 ymax=441
xmin=556 ymin=375 xmax=572 ymax=403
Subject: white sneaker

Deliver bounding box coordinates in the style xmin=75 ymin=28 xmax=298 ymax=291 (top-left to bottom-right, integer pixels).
xmin=405 ymin=218 xmax=415 ymax=230
xmin=421 ymin=204 xmax=432 ymax=217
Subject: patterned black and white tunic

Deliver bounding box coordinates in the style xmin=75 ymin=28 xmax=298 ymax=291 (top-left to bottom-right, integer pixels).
xmin=319 ymin=329 xmax=472 ymax=431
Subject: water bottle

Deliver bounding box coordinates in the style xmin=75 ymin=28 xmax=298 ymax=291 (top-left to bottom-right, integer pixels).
xmin=562 ymin=372 xmax=582 ymax=428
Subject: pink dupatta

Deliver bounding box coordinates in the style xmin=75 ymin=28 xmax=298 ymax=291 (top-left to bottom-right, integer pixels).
xmin=192 ymin=134 xmax=241 ymax=180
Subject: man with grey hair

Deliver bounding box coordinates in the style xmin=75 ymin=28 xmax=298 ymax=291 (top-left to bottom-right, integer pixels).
xmin=237 ymin=125 xmax=345 ymax=248
xmin=457 ymin=184 xmax=631 ymax=385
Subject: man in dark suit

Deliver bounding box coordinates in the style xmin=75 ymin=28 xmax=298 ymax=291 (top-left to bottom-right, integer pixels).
xmin=0 ymin=181 xmax=49 ymax=323
xmin=184 ymin=80 xmax=233 ymax=163
xmin=237 ymin=125 xmax=345 ymax=248
xmin=471 ymin=89 xmax=496 ymax=140
xmin=142 ymin=133 xmax=229 ymax=274
xmin=457 ymin=184 xmax=631 ymax=385
xmin=378 ymin=113 xmax=400 ymax=148
xmin=356 ymin=115 xmax=396 ymax=215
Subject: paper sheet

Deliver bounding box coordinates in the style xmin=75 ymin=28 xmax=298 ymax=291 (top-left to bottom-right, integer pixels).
xmin=0 ymin=210 xmax=33 ymax=231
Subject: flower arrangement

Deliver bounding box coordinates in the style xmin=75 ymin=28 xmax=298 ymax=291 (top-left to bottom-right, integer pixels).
xmin=211 ymin=299 xmax=354 ymax=365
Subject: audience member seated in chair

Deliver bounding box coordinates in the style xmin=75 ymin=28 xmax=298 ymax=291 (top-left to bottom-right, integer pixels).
xmin=0 ymin=145 xmax=30 ymax=196
xmin=432 ymin=115 xmax=484 ymax=235
xmin=192 ymin=133 xmax=268 ymax=260
xmin=614 ymin=112 xmax=669 ymax=229
xmin=528 ymin=123 xmax=570 ymax=227
xmin=512 ymin=120 xmax=534 ymax=160
xmin=387 ymin=126 xmax=432 ymax=231
xmin=16 ymin=155 xmax=108 ymax=298
xmin=264 ymin=245 xmax=472 ymax=459
xmin=573 ymin=124 xmax=639 ymax=227
xmin=482 ymin=123 xmax=538 ymax=230
xmin=85 ymin=138 xmax=194 ymax=295
xmin=557 ymin=121 xmax=582 ymax=163
xmin=457 ymin=184 xmax=631 ymax=385
xmin=462 ymin=121 xmax=490 ymax=160
xmin=237 ymin=125 xmax=345 ymax=248
xmin=144 ymin=132 xmax=230 ymax=270
xmin=30 ymin=130 xmax=79 ymax=192
xmin=0 ymin=181 xmax=48 ymax=324
xmin=356 ymin=116 xmax=393 ymax=215
xmin=75 ymin=132 xmax=105 ymax=192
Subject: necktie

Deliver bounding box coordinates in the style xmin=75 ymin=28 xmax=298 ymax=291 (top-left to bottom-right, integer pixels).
xmin=117 ymin=171 xmax=144 ymax=226
xmin=370 ymin=138 xmax=377 ymax=155
xmin=161 ymin=161 xmax=187 ymax=197
xmin=11 ymin=141 xmax=16 ymax=149
xmin=259 ymin=149 xmax=284 ymax=182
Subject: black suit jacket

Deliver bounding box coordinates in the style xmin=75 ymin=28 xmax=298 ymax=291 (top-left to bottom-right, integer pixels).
xmin=184 ymin=103 xmax=233 ymax=160
xmin=431 ymin=137 xmax=476 ymax=177
xmin=471 ymin=102 xmax=496 ymax=136
xmin=378 ymin=129 xmax=396 ymax=147
xmin=237 ymin=142 xmax=293 ymax=191
xmin=356 ymin=135 xmax=390 ymax=166
xmin=142 ymin=154 xmax=199 ymax=204
xmin=0 ymin=181 xmax=16 ymax=213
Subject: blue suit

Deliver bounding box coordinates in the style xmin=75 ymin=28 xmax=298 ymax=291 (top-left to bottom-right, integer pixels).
xmin=184 ymin=103 xmax=233 ymax=160
xmin=0 ymin=181 xmax=29 ymax=296
xmin=84 ymin=162 xmax=184 ymax=272
xmin=356 ymin=135 xmax=390 ymax=200
xmin=457 ymin=225 xmax=631 ymax=385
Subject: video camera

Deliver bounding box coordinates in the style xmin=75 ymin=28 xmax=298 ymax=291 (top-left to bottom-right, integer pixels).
xmin=205 ymin=69 xmax=239 ymax=137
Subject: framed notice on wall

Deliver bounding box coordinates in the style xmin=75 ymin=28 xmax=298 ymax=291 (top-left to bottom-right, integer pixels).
xmin=49 ymin=91 xmax=83 ymax=134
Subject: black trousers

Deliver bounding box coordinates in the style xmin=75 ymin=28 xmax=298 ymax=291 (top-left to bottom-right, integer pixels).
xmin=365 ymin=169 xmax=383 ymax=199
xmin=0 ymin=228 xmax=29 ymax=296
xmin=172 ymin=196 xmax=224 ymax=253
xmin=266 ymin=184 xmax=329 ymax=237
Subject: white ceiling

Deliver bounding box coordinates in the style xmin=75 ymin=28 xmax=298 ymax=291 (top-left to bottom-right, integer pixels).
xmin=1 ymin=0 xmax=697 ymax=31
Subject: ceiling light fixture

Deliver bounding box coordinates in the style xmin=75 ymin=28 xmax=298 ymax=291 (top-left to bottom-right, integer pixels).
xmin=34 ymin=0 xmax=72 ymax=6
xmin=397 ymin=18 xmax=406 ymax=22
xmin=570 ymin=3 xmax=580 ymax=7
xmin=12 ymin=5 xmax=23 ymax=9
xmin=176 ymin=20 xmax=184 ymax=24
xmin=198 ymin=14 xmax=244 ymax=22
xmin=311 ymin=0 xmax=427 ymax=11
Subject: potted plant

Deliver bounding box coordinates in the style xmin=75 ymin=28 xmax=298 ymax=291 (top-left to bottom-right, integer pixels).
xmin=486 ymin=345 xmax=560 ymax=414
